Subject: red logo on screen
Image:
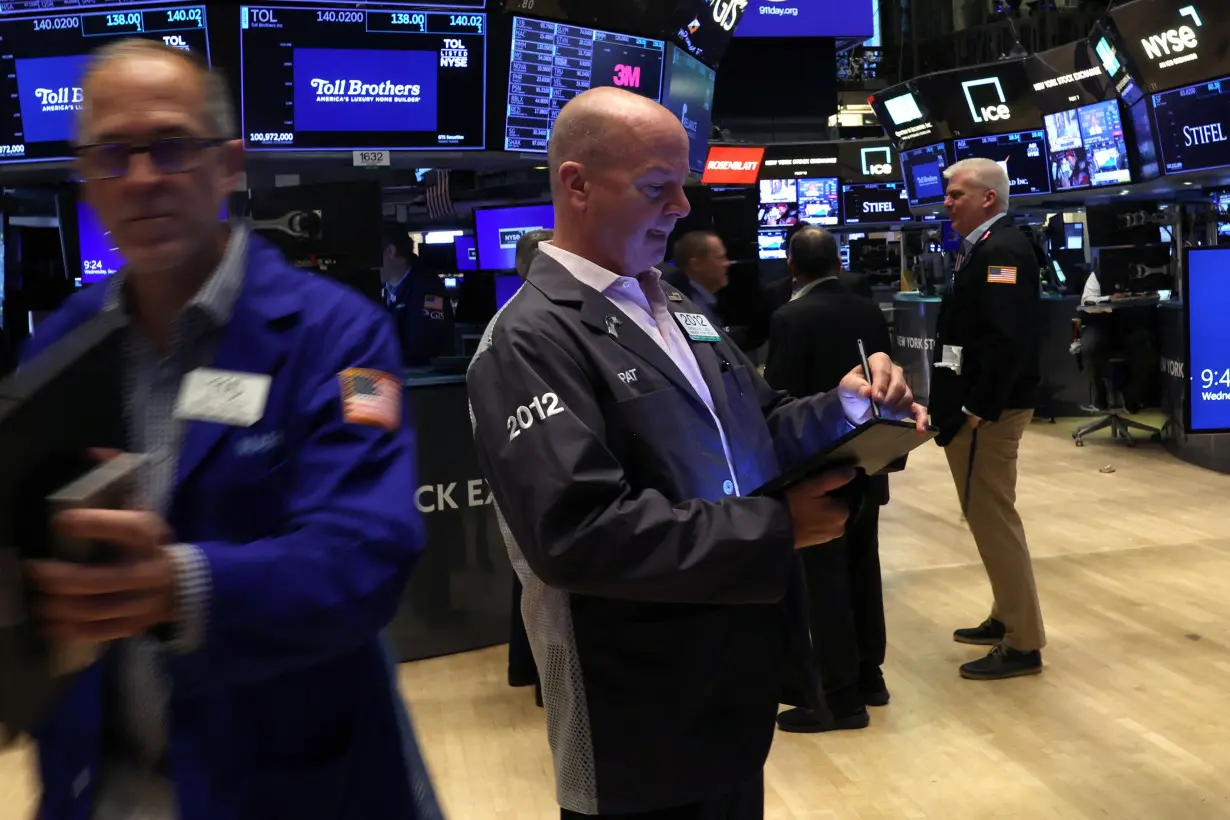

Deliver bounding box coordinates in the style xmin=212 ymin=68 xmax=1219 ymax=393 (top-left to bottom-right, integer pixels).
xmin=614 ymin=64 xmax=642 ymax=89
xmin=701 ymin=146 xmax=767 ymax=185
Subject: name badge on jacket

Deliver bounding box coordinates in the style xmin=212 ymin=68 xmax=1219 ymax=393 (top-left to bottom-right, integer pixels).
xmin=674 ymin=312 xmax=721 ymax=342
xmin=174 ymin=368 xmax=272 ymax=427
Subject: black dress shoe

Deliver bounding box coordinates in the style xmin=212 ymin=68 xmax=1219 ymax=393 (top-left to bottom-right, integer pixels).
xmin=959 ymin=645 xmax=1042 ymax=680
xmin=776 ymin=707 xmax=870 ymax=734
xmin=858 ymin=668 xmax=890 ymax=707
xmin=953 ymin=617 xmax=1006 ymax=646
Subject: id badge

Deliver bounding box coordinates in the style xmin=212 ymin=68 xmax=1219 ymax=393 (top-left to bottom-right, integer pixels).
xmin=174 ymin=368 xmax=272 ymax=427
xmin=937 ymin=345 xmax=963 ymax=374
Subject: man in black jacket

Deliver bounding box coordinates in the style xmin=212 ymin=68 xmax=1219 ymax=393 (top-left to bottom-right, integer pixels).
xmin=764 ymin=226 xmax=893 ymax=732
xmin=380 ymin=223 xmax=455 ymax=366
xmin=931 ymin=158 xmax=1045 ymax=681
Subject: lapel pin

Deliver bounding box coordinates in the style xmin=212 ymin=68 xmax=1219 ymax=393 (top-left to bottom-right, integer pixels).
xmin=605 ymin=315 xmax=622 ymax=338
xmin=667 ymin=292 xmax=683 ymax=302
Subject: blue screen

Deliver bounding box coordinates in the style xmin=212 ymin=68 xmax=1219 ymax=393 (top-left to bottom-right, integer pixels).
xmin=1188 ymin=248 xmax=1230 ymax=431
xmin=455 ymin=236 xmax=477 ymax=271
xmin=77 ymin=201 xmax=124 ymax=286
xmin=15 ymin=54 xmax=89 ymax=145
xmin=736 ymin=0 xmax=873 ymax=38
xmin=474 ymin=203 xmax=555 ymax=271
xmin=900 ymin=142 xmax=951 ymax=206
xmin=495 ymin=274 xmax=522 ymax=309
xmin=292 ymin=47 xmax=438 ymax=133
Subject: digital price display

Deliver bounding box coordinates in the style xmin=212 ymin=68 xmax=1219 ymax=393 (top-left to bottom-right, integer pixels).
xmin=239 ymin=5 xmax=487 ymax=151
xmin=1152 ymin=75 xmax=1230 ymax=175
xmin=899 ymin=142 xmax=951 ymax=206
xmin=0 ymin=3 xmax=210 ymax=163
xmin=841 ymin=182 xmax=913 ymax=225
xmin=504 ymin=16 xmax=665 ymax=154
xmin=1043 ymin=99 xmax=1132 ymax=191
xmin=953 ymin=130 xmax=1050 ymax=196
xmin=1186 ymin=247 xmax=1230 ymax=431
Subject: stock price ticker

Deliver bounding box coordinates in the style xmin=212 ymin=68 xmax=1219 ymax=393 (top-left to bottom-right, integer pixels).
xmin=0 ymin=4 xmax=211 ymax=162
xmin=239 ymin=5 xmax=488 ymax=151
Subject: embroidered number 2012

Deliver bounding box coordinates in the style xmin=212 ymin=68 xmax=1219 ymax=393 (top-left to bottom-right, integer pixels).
xmin=507 ymin=392 xmax=564 ymax=440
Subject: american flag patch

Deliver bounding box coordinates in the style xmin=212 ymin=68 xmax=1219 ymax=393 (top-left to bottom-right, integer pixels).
xmin=338 ymin=368 xmax=401 ymax=431
xmin=987 ymin=266 xmax=1018 ymax=285
xmin=424 ymin=294 xmax=444 ymax=311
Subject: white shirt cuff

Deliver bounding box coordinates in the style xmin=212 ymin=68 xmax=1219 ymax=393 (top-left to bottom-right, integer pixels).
xmin=163 ymin=544 xmax=211 ymax=654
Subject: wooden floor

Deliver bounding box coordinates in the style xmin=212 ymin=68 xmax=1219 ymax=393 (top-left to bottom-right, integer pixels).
xmin=7 ymin=417 xmax=1230 ymax=818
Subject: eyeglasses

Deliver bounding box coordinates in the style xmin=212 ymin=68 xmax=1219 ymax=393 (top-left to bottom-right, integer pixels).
xmin=75 ymin=137 xmax=227 ymax=181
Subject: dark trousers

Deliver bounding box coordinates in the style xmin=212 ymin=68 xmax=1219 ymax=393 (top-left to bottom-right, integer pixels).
xmin=508 ymin=576 xmax=538 ymax=686
xmin=799 ymin=502 xmax=885 ymax=715
xmin=560 ymin=771 xmax=764 ymax=819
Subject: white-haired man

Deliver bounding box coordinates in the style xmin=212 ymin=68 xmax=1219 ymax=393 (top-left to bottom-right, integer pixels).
xmin=932 ymin=157 xmax=1045 ymax=681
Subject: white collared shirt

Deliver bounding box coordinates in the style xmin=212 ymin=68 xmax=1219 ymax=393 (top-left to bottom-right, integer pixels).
xmin=790 ymin=275 xmax=838 ymax=301
xmin=539 ymin=242 xmax=741 ymax=495
xmin=962 ymin=212 xmax=1008 ymax=249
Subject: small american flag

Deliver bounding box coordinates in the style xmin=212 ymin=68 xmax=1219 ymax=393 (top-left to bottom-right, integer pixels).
xmin=986 ymin=265 xmax=1018 ymax=285
xmin=338 ymin=368 xmax=401 ymax=431
xmin=425 ymin=169 xmax=453 ymax=221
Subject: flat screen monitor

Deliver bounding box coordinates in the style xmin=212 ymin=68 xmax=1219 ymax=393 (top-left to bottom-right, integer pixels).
xmin=454 ymin=235 xmax=477 ymax=271
xmin=0 ymin=3 xmax=212 ymax=164
xmin=1186 ymin=247 xmax=1230 ymax=431
xmin=1107 ymin=0 xmax=1230 ymax=96
xmin=735 ymin=0 xmax=874 ymax=38
xmin=841 ymin=182 xmax=913 ymax=226
xmin=952 ymin=130 xmax=1050 ymax=196
xmin=1043 ymin=99 xmax=1132 ymax=191
xmin=796 ymin=178 xmax=841 ymax=227
xmin=239 ymin=4 xmax=487 ymax=151
xmin=899 ymin=142 xmax=951 ymax=206
xmin=757 ymin=228 xmax=787 ymax=260
xmin=662 ymin=46 xmax=716 ymax=174
xmin=474 ymin=203 xmax=554 ymax=271
xmin=1152 ymin=75 xmax=1230 ymax=176
xmin=494 ymin=273 xmax=522 ymax=309
xmin=504 ymin=16 xmax=665 ymax=153
xmin=757 ymin=178 xmax=798 ymax=228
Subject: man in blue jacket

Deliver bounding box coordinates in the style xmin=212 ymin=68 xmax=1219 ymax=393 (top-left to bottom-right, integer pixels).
xmin=21 ymin=38 xmax=437 ymax=819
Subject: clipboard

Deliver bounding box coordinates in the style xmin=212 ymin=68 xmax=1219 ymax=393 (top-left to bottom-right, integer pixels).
xmin=752 ymin=418 xmax=936 ymax=497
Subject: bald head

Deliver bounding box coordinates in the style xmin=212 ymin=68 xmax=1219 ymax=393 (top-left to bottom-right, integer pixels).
xmin=546 ymin=87 xmax=692 ymax=277
xmin=548 ymin=87 xmax=684 ymax=193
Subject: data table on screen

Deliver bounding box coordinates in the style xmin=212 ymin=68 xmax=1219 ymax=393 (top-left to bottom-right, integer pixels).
xmin=1152 ymin=78 xmax=1230 ymax=176
xmin=239 ymin=5 xmax=487 ymax=151
xmin=504 ymin=16 xmax=664 ymax=153
xmin=0 ymin=3 xmax=211 ymax=163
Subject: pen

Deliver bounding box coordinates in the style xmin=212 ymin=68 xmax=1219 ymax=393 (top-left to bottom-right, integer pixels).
xmin=857 ymin=338 xmax=881 ymax=420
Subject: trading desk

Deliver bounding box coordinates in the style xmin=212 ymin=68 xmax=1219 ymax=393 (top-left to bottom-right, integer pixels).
xmin=385 ymin=370 xmax=513 ymax=662
xmin=891 ymin=292 xmax=1084 ymax=414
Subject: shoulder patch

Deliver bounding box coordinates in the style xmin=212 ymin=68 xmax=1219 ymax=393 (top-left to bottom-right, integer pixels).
xmin=987 ymin=266 xmax=1018 ymax=285
xmin=338 ymin=368 xmax=401 ymax=431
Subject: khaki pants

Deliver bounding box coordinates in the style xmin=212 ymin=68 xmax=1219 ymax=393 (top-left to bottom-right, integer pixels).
xmin=944 ymin=409 xmax=1046 ymax=651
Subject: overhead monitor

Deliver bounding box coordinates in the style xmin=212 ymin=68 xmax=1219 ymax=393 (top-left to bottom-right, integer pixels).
xmin=504 ymin=16 xmax=665 ymax=153
xmin=918 ymin=61 xmax=1041 ymax=139
xmin=795 ymin=178 xmax=841 ymax=227
xmin=1185 ymin=246 xmax=1230 ymax=432
xmin=662 ymin=45 xmax=716 ymax=174
xmin=1043 ymin=99 xmax=1132 ymax=191
xmin=494 ymin=273 xmax=523 ymax=310
xmin=501 ymin=0 xmax=740 ymax=69
xmin=239 ymin=5 xmax=487 ymax=152
xmin=899 ymin=142 xmax=952 ymax=206
xmin=1024 ymin=41 xmax=1114 ymax=114
xmin=1152 ymin=75 xmax=1230 ymax=175
xmin=735 ymin=0 xmax=874 ymax=38
xmin=841 ymin=182 xmax=913 ymax=226
xmin=0 ymin=3 xmax=211 ymax=164
xmin=1107 ymin=0 xmax=1230 ymax=94
xmin=473 ymin=202 xmax=554 ymax=271
xmin=701 ymin=145 xmax=765 ymax=185
xmin=758 ymin=178 xmax=798 ymax=228
xmin=454 ymin=235 xmax=477 ymax=271
xmin=1128 ymin=95 xmax=1162 ymax=182
xmin=952 ymin=130 xmax=1051 ymax=196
